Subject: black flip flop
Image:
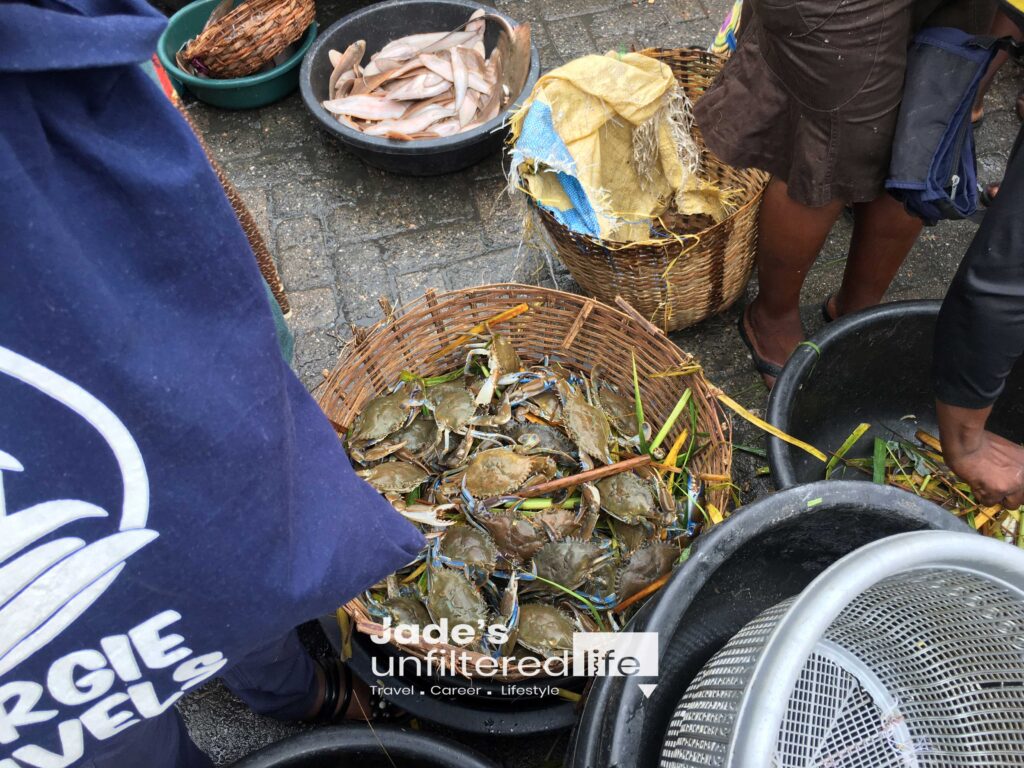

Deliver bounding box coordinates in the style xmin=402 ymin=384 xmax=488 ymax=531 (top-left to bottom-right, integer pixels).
xmin=314 ymin=657 xmax=407 ymax=724
xmin=737 ymin=309 xmax=784 ymax=380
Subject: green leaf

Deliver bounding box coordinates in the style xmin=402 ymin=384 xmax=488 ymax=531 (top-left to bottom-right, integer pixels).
xmin=649 ymin=388 xmax=691 ymax=455
xmin=631 ymin=351 xmax=648 ymax=454
xmin=825 ymin=422 xmax=871 ymax=479
xmin=734 ymin=443 xmax=768 ymax=458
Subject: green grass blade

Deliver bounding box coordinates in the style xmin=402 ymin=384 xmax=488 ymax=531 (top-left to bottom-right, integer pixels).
xmin=872 ymin=437 xmax=887 ymax=484
xmin=649 ymin=388 xmax=691 ymax=454
xmin=825 ymin=422 xmax=871 ymax=479
xmin=631 ymin=351 xmax=648 ymax=454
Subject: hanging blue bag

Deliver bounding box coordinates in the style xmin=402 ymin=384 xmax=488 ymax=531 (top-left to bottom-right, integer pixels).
xmin=886 ymin=28 xmax=1019 ymax=224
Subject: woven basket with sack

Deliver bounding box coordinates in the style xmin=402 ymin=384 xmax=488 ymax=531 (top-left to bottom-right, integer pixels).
xmin=181 ymin=0 xmax=315 ymax=79
xmin=315 ymin=284 xmax=732 ymax=680
xmin=515 ymin=48 xmax=768 ymax=333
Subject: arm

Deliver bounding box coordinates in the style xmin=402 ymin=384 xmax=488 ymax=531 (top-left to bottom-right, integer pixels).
xmin=933 ymin=128 xmax=1024 ymax=505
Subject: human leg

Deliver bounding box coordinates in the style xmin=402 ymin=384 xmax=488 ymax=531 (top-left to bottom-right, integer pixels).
xmin=221 ymin=630 xmax=373 ymax=722
xmin=744 ymin=178 xmax=844 ymax=380
xmin=826 ymin=193 xmax=923 ymax=319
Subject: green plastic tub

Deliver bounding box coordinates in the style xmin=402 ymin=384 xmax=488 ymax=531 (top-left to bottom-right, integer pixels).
xmin=156 ymin=0 xmax=317 ymax=109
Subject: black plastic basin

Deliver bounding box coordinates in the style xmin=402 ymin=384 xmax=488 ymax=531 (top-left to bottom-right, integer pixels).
xmin=766 ymin=300 xmax=1024 ymax=488
xmin=568 ymin=481 xmax=969 ymax=768
xmin=300 ymin=0 xmax=540 ymax=175
xmin=231 ymin=725 xmax=497 ymax=768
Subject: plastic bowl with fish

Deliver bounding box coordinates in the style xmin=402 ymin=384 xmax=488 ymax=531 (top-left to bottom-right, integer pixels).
xmin=300 ymin=0 xmax=540 ymax=175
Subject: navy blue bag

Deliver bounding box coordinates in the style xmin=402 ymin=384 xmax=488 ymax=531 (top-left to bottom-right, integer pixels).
xmin=886 ymin=28 xmax=1019 ymax=224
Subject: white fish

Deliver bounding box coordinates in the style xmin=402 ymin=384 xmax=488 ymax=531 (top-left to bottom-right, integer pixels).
xmin=328 ymin=40 xmax=365 ymax=99
xmin=322 ymin=95 xmax=408 ymax=120
xmin=452 ymin=45 xmax=468 ymax=110
xmin=458 ymin=89 xmax=479 ymax=127
xmin=361 ymin=104 xmax=456 ymax=136
xmin=386 ymin=73 xmax=452 ymax=101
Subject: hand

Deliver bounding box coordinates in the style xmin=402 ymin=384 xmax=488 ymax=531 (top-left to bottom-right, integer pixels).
xmin=937 ymin=400 xmax=1024 ymax=507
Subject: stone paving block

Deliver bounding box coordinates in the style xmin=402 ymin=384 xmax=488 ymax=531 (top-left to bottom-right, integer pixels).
xmin=381 ymin=223 xmax=488 ymax=275
xmin=470 ymin=179 xmax=523 ymax=249
xmin=541 ymin=0 xmax=616 ymax=22
xmin=259 ymin=95 xmax=319 ymax=152
xmin=588 ymin=6 xmax=655 ymax=51
xmin=491 ymin=0 xmax=545 ymax=25
xmin=546 ymin=16 xmax=600 ymax=62
xmin=271 ymin=177 xmax=356 ymax=219
xmin=291 ymin=327 xmax=347 ymax=390
xmin=222 ymin=147 xmax=318 ymax=189
xmin=396 ymin=268 xmax=449 ymax=304
xmin=447 ymin=246 xmax=546 ymax=288
xmin=275 ymin=216 xmax=333 ymax=291
xmin=656 ymin=0 xmax=709 ymax=23
xmin=286 ymin=286 xmax=338 ymax=331
xmin=186 ymin=104 xmax=263 ymax=164
xmin=333 ymin=241 xmax=396 ymax=325
xmin=326 ymin=171 xmax=474 ymax=244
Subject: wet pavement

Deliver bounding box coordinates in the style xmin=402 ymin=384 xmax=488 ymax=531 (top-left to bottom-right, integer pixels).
xmin=177 ymin=0 xmax=1024 ymax=763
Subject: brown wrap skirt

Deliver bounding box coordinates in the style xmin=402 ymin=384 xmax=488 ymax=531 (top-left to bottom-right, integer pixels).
xmin=695 ymin=0 xmax=995 ymax=206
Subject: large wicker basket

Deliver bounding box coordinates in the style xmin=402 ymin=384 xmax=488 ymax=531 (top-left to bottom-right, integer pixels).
xmin=532 ymin=48 xmax=768 ymax=333
xmin=182 ymin=0 xmax=315 ymax=79
xmin=315 ymin=284 xmax=732 ymax=680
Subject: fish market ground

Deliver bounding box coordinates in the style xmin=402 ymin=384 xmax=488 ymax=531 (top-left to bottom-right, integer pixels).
xmin=175 ymin=0 xmax=1024 ymax=762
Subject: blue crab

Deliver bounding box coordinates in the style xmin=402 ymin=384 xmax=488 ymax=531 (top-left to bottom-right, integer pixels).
xmin=516 ymin=603 xmax=575 ymax=659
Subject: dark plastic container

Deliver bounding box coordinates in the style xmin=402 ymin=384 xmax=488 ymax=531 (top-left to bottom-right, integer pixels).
xmin=231 ymin=725 xmax=496 ymax=767
xmin=766 ymin=300 xmax=1024 ymax=488
xmin=157 ymin=0 xmax=317 ymax=109
xmin=300 ymin=0 xmax=540 ymax=175
xmin=568 ymin=481 xmax=969 ymax=768
xmin=319 ymin=616 xmax=581 ymax=736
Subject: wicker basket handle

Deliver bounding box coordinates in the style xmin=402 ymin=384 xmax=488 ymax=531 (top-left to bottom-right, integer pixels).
xmin=614 ymin=295 xmax=666 ymax=337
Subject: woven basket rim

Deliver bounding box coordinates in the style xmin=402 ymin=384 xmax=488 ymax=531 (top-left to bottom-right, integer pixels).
xmin=317 ymin=284 xmax=732 ymax=680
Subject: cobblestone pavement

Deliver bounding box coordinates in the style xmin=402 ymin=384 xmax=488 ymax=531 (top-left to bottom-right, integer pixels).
xmin=179 ymin=0 xmax=1024 ymax=762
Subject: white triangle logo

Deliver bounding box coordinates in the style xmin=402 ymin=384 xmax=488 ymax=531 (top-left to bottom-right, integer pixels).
xmin=638 ymin=683 xmax=657 ymax=699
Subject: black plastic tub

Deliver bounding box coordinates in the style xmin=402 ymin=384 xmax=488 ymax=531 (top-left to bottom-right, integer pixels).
xmin=766 ymin=300 xmax=1024 ymax=488
xmin=319 ymin=616 xmax=581 ymax=736
xmin=300 ymin=0 xmax=540 ymax=175
xmin=568 ymin=481 xmax=969 ymax=768
xmin=231 ymin=725 xmax=496 ymax=767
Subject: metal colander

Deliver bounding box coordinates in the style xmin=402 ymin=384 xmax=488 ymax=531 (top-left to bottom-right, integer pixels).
xmin=660 ymin=531 xmax=1024 ymax=767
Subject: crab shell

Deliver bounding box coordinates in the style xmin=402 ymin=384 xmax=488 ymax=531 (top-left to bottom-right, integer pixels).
xmin=490 ymin=333 xmax=523 ymax=375
xmin=505 ymin=422 xmax=577 ymax=463
xmin=464 ymin=447 xmax=554 ymax=498
xmin=475 ymin=509 xmax=548 ymax=563
xmin=533 ymin=506 xmax=584 ymax=542
xmin=425 ymin=567 xmax=488 ymax=644
xmin=516 ymin=603 xmax=575 ymax=659
xmin=616 ymin=542 xmax=678 ymax=601
xmin=392 ymin=415 xmax=438 ymax=455
xmin=596 ymin=384 xmax=639 ymax=439
xmin=349 ymin=391 xmax=411 ymax=443
xmin=597 ymin=472 xmax=658 ymax=526
xmin=383 ymin=595 xmax=432 ymax=629
xmin=425 ymin=381 xmax=475 ymax=432
xmin=358 ymin=460 xmax=430 ymax=493
xmin=439 ymin=525 xmax=499 ymax=574
xmin=533 ymin=538 xmax=606 ymax=591
xmin=556 ymin=381 xmax=612 ymax=464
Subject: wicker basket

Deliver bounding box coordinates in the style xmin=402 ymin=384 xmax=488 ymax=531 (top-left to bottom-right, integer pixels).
xmin=531 ymin=48 xmax=768 ymax=333
xmin=315 ymin=284 xmax=732 ymax=679
xmin=183 ymin=0 xmax=315 ymax=79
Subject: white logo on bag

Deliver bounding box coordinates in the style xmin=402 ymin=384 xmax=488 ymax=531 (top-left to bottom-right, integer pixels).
xmin=0 ymin=346 xmax=158 ymax=678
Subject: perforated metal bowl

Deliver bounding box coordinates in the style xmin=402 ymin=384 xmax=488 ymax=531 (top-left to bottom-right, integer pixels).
xmin=660 ymin=531 xmax=1024 ymax=767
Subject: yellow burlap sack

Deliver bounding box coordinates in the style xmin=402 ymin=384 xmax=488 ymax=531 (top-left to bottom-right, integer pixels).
xmin=511 ymin=51 xmax=707 ymax=242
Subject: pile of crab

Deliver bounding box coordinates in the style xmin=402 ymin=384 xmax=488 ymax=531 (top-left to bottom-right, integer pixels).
xmin=347 ymin=332 xmax=707 ymax=665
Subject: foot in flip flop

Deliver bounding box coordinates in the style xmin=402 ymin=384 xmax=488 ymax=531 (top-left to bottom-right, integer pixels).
xmin=737 ymin=304 xmax=794 ymax=389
